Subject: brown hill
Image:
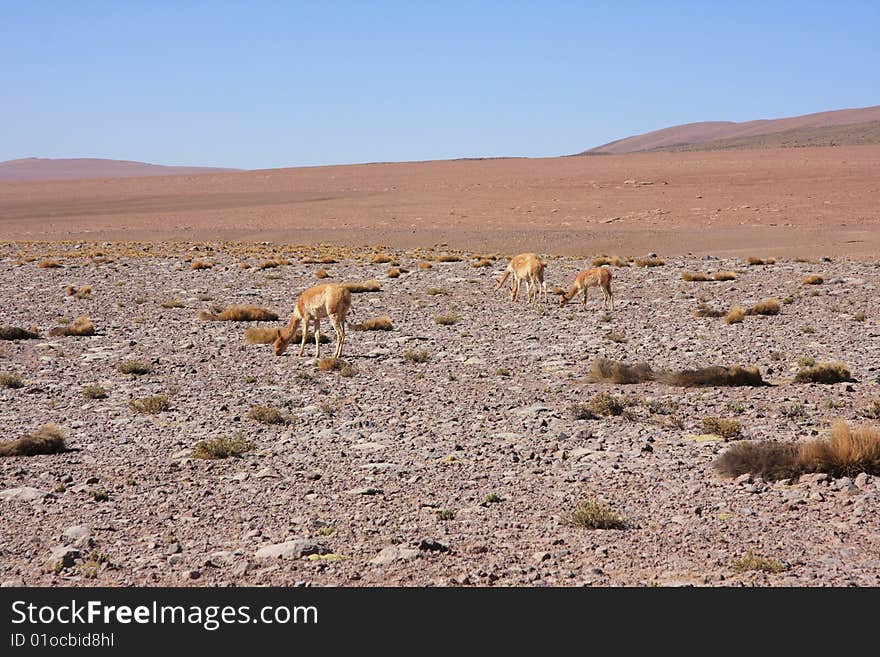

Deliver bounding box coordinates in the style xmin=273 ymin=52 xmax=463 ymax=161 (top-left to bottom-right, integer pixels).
xmin=0 ymin=157 xmax=239 ymax=182
xmin=585 ymin=105 xmax=880 ymax=154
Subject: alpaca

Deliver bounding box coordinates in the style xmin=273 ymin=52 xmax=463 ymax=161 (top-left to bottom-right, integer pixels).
xmin=558 ymin=267 xmax=614 ymax=310
xmin=274 ymin=283 xmax=352 ymax=359
xmin=494 ymin=253 xmax=547 ymax=304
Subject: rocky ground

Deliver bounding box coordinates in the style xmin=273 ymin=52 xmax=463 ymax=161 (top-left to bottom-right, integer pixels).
xmin=1 ymin=241 xmax=879 ymax=587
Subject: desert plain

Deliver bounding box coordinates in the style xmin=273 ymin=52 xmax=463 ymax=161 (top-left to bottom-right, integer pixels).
xmin=1 ymin=145 xmax=879 ymax=586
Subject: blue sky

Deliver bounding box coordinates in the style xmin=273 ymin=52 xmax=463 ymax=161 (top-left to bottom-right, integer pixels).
xmin=2 ymin=1 xmax=878 ymax=168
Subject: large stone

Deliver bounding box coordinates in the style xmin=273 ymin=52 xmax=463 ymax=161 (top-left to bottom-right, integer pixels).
xmin=370 ymin=546 xmax=419 ymax=565
xmin=0 ymin=487 xmax=49 ymax=502
xmin=254 ymin=540 xmax=331 ymax=560
xmin=61 ymin=525 xmax=92 ymax=548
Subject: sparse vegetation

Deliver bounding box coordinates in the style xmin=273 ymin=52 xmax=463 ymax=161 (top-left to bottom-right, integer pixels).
xmin=190 ymin=260 xmax=213 ymax=270
xmin=117 ymin=360 xmax=152 ymax=375
xmin=587 ymin=357 xmax=654 ymax=384
xmin=437 ymin=255 xmax=463 ymax=263
xmin=802 ymin=275 xmax=824 ymax=285
xmin=387 ymin=267 xmax=401 ymax=278
xmin=746 ymin=257 xmax=775 ymax=266
xmin=404 ymin=349 xmax=429 ymax=363
xmin=731 ymin=552 xmax=789 ymax=574
xmin=794 ymin=361 xmax=854 ymax=384
xmin=801 ymin=325 xmax=815 ymax=334
xmin=418 ymin=261 xmax=433 ymax=270
xmin=248 ymin=405 xmax=288 ymax=425
xmin=660 ymin=365 xmax=766 ymax=387
xmin=746 ymin=299 xmax=780 ymax=316
xmin=604 ymin=332 xmax=628 ymax=343
xmin=49 ymin=316 xmax=95 ymax=337
xmin=244 ymin=327 xmax=278 ymax=344
xmin=315 ymin=268 xmax=329 ymax=279
xmin=712 ymin=271 xmax=737 ymax=281
xmin=129 ymin=395 xmax=170 ymax=414
xmin=0 ymin=326 xmax=40 ymax=340
xmin=562 ymin=498 xmax=628 ymax=530
xmin=161 ymin=299 xmax=184 ymax=308
xmin=65 ymin=284 xmax=92 ymax=298
xmin=37 ymin=259 xmax=62 ymax=268
xmin=371 ymin=254 xmax=393 ymax=264
xmin=434 ymin=312 xmax=459 ymax=326
xmin=436 ymin=509 xmax=456 ymax=521
xmin=694 ymin=303 xmax=725 ymax=318
xmin=81 ymin=384 xmax=107 ymax=399
xmin=472 ymin=258 xmax=493 ymax=268
xmin=199 ymin=305 xmax=278 ymax=321
xmin=353 ymin=316 xmax=394 ymax=331
xmin=782 ymin=296 xmax=794 ymax=304
xmin=426 ymin=287 xmax=446 ymax=296
xmin=854 ymin=311 xmax=866 ymax=322
xmin=797 ymin=356 xmax=815 ymax=367
xmin=496 ymin=367 xmax=511 ymax=377
xmin=0 ymin=424 xmax=67 ymax=457
xmin=635 ymin=258 xmax=664 ymax=267
xmin=191 ymin=433 xmax=252 ymax=459
xmin=0 ymin=373 xmax=24 ymax=389
xmin=589 ymin=392 xmax=626 ymax=417
xmin=681 ymin=271 xmax=711 ymax=282
xmin=592 ymin=255 xmax=625 ymax=267
xmin=344 ymin=280 xmax=381 ymax=293
xmin=484 ymin=493 xmax=502 ymax=504
xmin=701 ymin=417 xmax=743 ymax=440
xmin=724 ymin=306 xmax=745 ymax=324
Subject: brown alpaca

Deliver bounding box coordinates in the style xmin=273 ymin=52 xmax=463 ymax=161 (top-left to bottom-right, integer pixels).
xmin=558 ymin=267 xmax=614 ymax=310
xmin=274 ymin=283 xmax=352 ymax=359
xmin=494 ymin=253 xmax=547 ymax=304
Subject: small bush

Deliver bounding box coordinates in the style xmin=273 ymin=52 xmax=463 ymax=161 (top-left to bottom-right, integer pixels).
xmin=81 ymin=384 xmax=107 ymax=399
xmin=681 ymin=271 xmax=711 ymax=282
xmin=0 ymin=326 xmax=40 ymax=340
xmin=244 ymin=327 xmax=278 ymax=344
xmin=49 ymin=316 xmax=95 ymax=337
xmin=404 ymin=349 xmax=429 ymax=363
xmin=426 ymin=287 xmax=445 ymax=296
xmin=694 ymin=303 xmax=725 ymax=318
xmin=436 ymin=509 xmax=456 ymax=521
xmin=248 ymin=405 xmax=288 ymax=425
xmin=0 ymin=424 xmax=67 ymax=457
xmin=0 ymin=371 xmax=24 ymax=389
xmin=129 ymin=395 xmax=170 ymax=414
xmin=484 ymin=493 xmax=502 ymax=504
xmin=634 ymin=258 xmax=664 ymax=267
xmin=418 ymin=261 xmax=433 ymax=270
xmin=257 ymin=260 xmax=281 ymax=270
xmin=794 ymin=362 xmax=854 ymax=384
xmin=562 ymin=498 xmax=628 ymax=530
xmin=199 ymin=305 xmax=278 ymax=321
xmin=712 ymin=271 xmax=737 ymax=281
xmin=353 ymin=316 xmax=394 ymax=331
xmin=589 ymin=392 xmax=626 ymax=417
xmin=587 ymin=358 xmax=654 ymax=384
xmin=435 ymin=313 xmax=459 ymax=326
xmin=437 ymin=255 xmax=462 ymax=263
xmin=315 ymin=268 xmax=329 ymax=279
xmin=387 ymin=267 xmax=401 ymax=278
xmin=854 ymin=312 xmax=866 ymax=322
xmin=38 ymin=259 xmax=62 ymax=268
xmin=724 ymin=306 xmax=745 ymax=324
xmin=660 ymin=365 xmax=765 ymax=387
xmin=731 ymin=552 xmax=789 ymax=574
xmin=191 ymin=433 xmax=252 ymax=459
xmin=344 ymin=280 xmax=381 ymax=293
xmin=781 ymin=296 xmax=794 ymax=304
xmin=191 ymin=260 xmax=213 ymax=270
xmin=802 ymin=325 xmax=815 ymax=334
xmin=701 ymin=417 xmax=743 ymax=440
xmin=746 ymin=299 xmax=780 ymax=316
xmin=802 ymin=275 xmax=823 ymax=285
xmin=117 ymin=360 xmax=152 ymax=375
xmin=797 ymin=356 xmax=815 ymax=367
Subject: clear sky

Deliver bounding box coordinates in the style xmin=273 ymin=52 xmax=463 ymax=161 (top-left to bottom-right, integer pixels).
xmin=2 ymin=1 xmax=878 ymax=169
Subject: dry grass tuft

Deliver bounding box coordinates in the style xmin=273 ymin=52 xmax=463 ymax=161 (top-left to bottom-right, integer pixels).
xmin=371 ymin=254 xmax=393 ymax=264
xmin=436 ymin=254 xmax=463 ymax=262
xmin=701 ymin=417 xmax=743 ymax=440
xmin=724 ymin=306 xmax=745 ymax=324
xmin=660 ymin=365 xmax=766 ymax=387
xmin=562 ymin=498 xmax=628 ymax=530
xmin=694 ymin=303 xmax=725 ymax=318
xmin=746 ymin=257 xmax=775 ymax=266
xmin=199 ymin=305 xmax=278 ymax=321
xmin=731 ymin=552 xmax=788 ymax=573
xmin=65 ymin=284 xmax=92 ymax=298
xmin=353 ymin=316 xmax=394 ymax=331
xmin=0 ymin=326 xmax=40 ymax=340
xmin=714 ymin=421 xmax=880 ymax=481
xmin=635 ymin=257 xmax=664 ymax=267
xmin=589 ymin=392 xmax=627 ymax=416
xmin=81 ymin=384 xmax=107 ymax=399
xmin=404 ymin=349 xmax=429 ymax=363
xmin=161 ymin=299 xmax=184 ymax=308
xmin=238 ymin=262 xmax=251 ymax=269
xmin=713 ymin=271 xmax=737 ymax=281
xmin=681 ymin=271 xmax=711 ymax=282
xmin=0 ymin=424 xmax=67 ymax=457
xmin=434 ymin=312 xmax=460 ymax=326
xmin=243 ymin=327 xmax=278 ymax=344
xmin=318 ymin=256 xmax=337 ymax=264
xmin=315 ymin=268 xmax=329 ymax=279
xmin=746 ymin=299 xmax=780 ymax=316
xmin=587 ymin=357 xmax=654 ymax=384
xmin=37 ymin=259 xmax=62 ymax=268
xmin=191 ymin=433 xmax=252 ymax=459
xmin=418 ymin=261 xmax=433 ymax=270
xmin=190 ymin=260 xmax=213 ymax=270
xmin=387 ymin=267 xmax=401 ymax=278
xmin=802 ymin=275 xmax=824 ymax=285
xmin=794 ymin=361 xmax=854 ymax=384
xmin=129 ymin=395 xmax=170 ymax=414
xmin=117 ymin=360 xmax=152 ymax=375
xmin=426 ymin=287 xmax=445 ymax=296
xmin=591 ymin=255 xmax=626 ymax=267
xmin=0 ymin=373 xmax=24 ymax=389
xmin=49 ymin=317 xmax=95 ymax=337
xmin=316 ymin=358 xmax=354 ymax=376
xmin=472 ymin=258 xmax=493 ymax=268
xmin=248 ymin=405 xmax=288 ymax=425
xmin=344 ymin=280 xmax=381 ymax=293
xmin=257 ymin=259 xmax=282 ymax=270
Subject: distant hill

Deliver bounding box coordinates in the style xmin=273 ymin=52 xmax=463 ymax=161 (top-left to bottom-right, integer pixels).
xmin=0 ymin=157 xmax=240 ymax=182
xmin=583 ymin=105 xmax=880 ymax=154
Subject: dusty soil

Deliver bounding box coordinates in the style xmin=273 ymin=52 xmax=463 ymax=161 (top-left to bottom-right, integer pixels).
xmin=1 ymin=242 xmax=879 ymax=587
xmin=1 ymin=146 xmax=879 ymax=258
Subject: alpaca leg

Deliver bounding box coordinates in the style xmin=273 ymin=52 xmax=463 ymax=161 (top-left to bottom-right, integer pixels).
xmin=331 ymin=315 xmax=344 ymax=359
xmin=582 ymin=287 xmax=587 ymax=311
xmin=314 ymin=318 xmax=322 ymax=358
xmin=298 ymin=316 xmax=309 ymax=356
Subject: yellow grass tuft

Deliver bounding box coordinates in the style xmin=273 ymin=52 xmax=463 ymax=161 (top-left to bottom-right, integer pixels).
xmin=660 ymin=365 xmax=765 ymax=387
xmin=681 ymin=271 xmax=711 ymax=282
xmin=191 ymin=260 xmax=213 ymax=270
xmin=191 ymin=433 xmax=252 ymax=459
xmin=712 ymin=271 xmax=737 ymax=281
xmin=353 ymin=316 xmax=394 ymax=331
xmin=437 ymin=254 xmax=463 ymax=262
xmin=794 ymin=361 xmax=854 ymax=384
xmin=49 ymin=317 xmax=95 ymax=337
xmin=199 ymin=305 xmax=278 ymax=321
xmin=0 ymin=424 xmax=67 ymax=457
xmin=724 ymin=306 xmax=745 ymax=324
xmin=371 ymin=254 xmax=393 ymax=264
xmin=635 ymin=257 xmax=664 ymax=267
xmin=562 ymin=498 xmax=628 ymax=530
xmin=343 ymin=280 xmax=381 ymax=293
xmin=387 ymin=267 xmax=401 ymax=278
xmin=746 ymin=299 xmax=780 ymax=316
xmin=592 ymin=255 xmax=626 ymax=267
xmin=418 ymin=261 xmax=433 ymax=270
xmin=586 ymin=357 xmax=654 ymax=384
xmin=802 ymin=275 xmax=824 ymax=285
xmin=129 ymin=395 xmax=170 ymax=414
xmin=37 ymin=259 xmax=62 ymax=268
xmin=315 ymin=268 xmax=329 ymax=279
xmin=244 ymin=327 xmax=278 ymax=344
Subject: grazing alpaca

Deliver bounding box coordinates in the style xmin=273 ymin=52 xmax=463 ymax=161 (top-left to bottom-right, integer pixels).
xmin=494 ymin=253 xmax=547 ymax=304
xmin=274 ymin=283 xmax=352 ymax=359
xmin=558 ymin=267 xmax=614 ymax=310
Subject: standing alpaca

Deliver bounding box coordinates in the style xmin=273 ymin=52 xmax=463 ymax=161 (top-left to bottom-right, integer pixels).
xmin=494 ymin=253 xmax=547 ymax=304
xmin=558 ymin=267 xmax=614 ymax=310
xmin=274 ymin=283 xmax=351 ymax=359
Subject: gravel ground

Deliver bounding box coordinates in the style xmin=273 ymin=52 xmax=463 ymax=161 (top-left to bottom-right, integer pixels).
xmin=1 ymin=242 xmax=879 ymax=587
